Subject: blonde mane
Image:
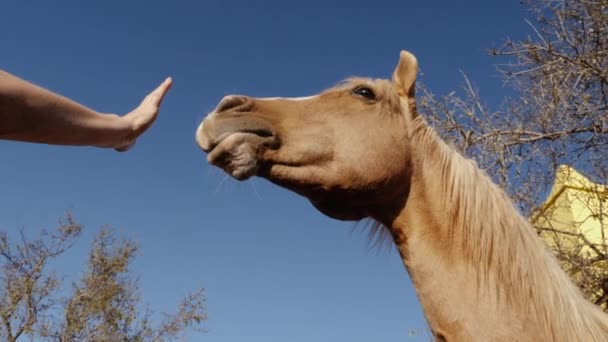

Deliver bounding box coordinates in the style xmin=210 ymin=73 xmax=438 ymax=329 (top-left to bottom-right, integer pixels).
xmin=410 ymin=115 xmax=608 ymax=340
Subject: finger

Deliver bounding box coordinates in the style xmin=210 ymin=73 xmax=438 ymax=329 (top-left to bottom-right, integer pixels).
xmin=145 ymin=77 xmax=173 ymax=106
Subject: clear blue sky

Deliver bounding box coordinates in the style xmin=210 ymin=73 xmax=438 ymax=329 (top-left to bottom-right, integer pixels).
xmin=0 ymin=1 xmax=530 ymax=341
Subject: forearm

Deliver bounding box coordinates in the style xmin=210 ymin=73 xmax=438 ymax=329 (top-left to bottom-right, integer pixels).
xmin=0 ymin=70 xmax=128 ymax=147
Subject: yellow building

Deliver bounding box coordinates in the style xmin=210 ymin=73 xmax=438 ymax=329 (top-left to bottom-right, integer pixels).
xmin=533 ymin=165 xmax=608 ymax=251
xmin=532 ymin=165 xmax=608 ymax=307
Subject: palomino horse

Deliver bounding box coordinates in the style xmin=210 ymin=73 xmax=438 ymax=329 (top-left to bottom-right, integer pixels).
xmin=196 ymin=51 xmax=608 ymax=341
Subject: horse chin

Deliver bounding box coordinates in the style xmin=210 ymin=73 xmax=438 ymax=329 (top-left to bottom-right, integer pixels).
xmin=207 ymin=132 xmax=271 ymax=181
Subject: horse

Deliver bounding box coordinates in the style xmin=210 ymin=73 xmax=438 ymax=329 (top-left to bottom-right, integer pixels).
xmin=196 ymin=50 xmax=608 ymax=341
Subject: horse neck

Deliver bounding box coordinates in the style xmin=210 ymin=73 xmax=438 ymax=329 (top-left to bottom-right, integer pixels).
xmin=381 ymin=117 xmax=608 ymax=341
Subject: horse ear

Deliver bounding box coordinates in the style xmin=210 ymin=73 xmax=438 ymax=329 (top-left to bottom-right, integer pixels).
xmin=392 ymin=50 xmax=418 ymax=99
xmin=392 ymin=50 xmax=418 ymax=117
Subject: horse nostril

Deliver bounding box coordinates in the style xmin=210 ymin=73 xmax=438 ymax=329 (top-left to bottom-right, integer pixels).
xmin=216 ymin=95 xmax=251 ymax=113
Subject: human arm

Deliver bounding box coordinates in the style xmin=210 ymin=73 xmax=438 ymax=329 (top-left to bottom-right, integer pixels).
xmin=0 ymin=70 xmax=172 ymax=151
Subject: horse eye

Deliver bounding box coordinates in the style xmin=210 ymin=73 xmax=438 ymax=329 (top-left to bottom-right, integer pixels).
xmin=352 ymin=87 xmax=376 ymax=101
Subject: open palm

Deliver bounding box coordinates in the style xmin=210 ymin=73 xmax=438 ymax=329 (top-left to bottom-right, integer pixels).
xmin=114 ymin=77 xmax=173 ymax=152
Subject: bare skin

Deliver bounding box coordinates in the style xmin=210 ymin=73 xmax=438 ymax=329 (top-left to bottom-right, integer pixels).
xmin=0 ymin=70 xmax=172 ymax=151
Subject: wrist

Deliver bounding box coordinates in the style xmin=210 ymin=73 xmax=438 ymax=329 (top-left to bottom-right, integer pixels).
xmin=95 ymin=113 xmax=135 ymax=149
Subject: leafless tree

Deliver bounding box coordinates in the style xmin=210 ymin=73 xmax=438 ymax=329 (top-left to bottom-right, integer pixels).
xmin=419 ymin=0 xmax=608 ymax=310
xmin=0 ymin=213 xmax=206 ymax=341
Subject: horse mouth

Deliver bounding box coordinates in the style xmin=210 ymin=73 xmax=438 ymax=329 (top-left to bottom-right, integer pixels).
xmin=199 ymin=128 xmax=273 ymax=152
xmin=202 ymin=129 xmax=278 ymax=181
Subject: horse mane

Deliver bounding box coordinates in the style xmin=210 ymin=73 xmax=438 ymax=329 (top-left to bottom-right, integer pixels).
xmin=407 ymin=115 xmax=608 ymax=340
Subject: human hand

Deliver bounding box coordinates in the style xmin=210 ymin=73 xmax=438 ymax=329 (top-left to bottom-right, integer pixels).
xmin=114 ymin=77 xmax=173 ymax=152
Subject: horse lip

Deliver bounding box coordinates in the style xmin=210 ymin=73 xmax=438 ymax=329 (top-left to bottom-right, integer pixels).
xmin=196 ymin=113 xmax=277 ymax=153
xmin=203 ymin=128 xmax=276 ymax=154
